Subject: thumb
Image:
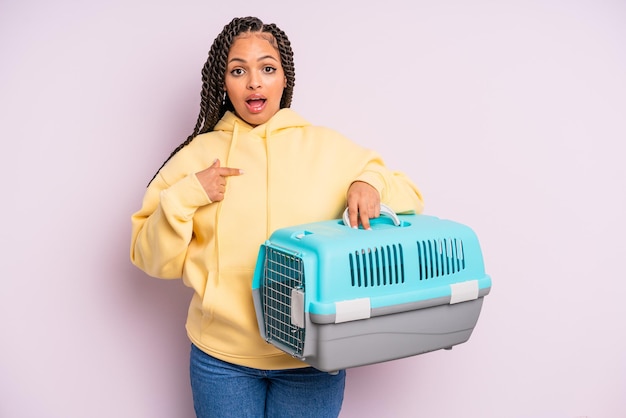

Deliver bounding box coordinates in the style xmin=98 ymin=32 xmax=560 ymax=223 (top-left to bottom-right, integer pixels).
xmin=212 ymin=158 xmax=221 ymax=168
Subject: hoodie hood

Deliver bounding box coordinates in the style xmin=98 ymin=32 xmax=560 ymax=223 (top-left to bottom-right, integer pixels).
xmin=214 ymin=109 xmax=311 ymax=139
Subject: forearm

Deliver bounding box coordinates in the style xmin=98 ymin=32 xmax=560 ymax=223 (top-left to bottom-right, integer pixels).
xmin=130 ymin=173 xmax=211 ymax=278
xmin=354 ymin=161 xmax=424 ymax=215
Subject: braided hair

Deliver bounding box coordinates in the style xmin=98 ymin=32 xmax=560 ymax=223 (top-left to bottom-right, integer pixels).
xmin=148 ymin=16 xmax=296 ymax=185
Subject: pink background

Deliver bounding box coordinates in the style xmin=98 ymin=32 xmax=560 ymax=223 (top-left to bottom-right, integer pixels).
xmin=2 ymin=1 xmax=625 ymax=417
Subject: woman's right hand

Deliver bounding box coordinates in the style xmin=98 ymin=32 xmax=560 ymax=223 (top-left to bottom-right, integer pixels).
xmin=195 ymin=159 xmax=243 ymax=202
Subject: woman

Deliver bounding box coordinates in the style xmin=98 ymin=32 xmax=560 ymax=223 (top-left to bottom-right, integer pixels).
xmin=130 ymin=16 xmax=424 ymax=418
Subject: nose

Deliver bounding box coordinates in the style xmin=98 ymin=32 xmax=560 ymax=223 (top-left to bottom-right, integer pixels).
xmin=247 ymin=73 xmax=261 ymax=90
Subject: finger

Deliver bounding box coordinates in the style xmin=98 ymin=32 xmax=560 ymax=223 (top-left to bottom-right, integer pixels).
xmin=359 ymin=210 xmax=372 ymax=230
xmin=370 ymin=202 xmax=381 ymax=219
xmin=212 ymin=158 xmax=221 ymax=168
xmin=347 ymin=205 xmax=359 ymax=229
xmin=218 ymin=167 xmax=244 ymax=177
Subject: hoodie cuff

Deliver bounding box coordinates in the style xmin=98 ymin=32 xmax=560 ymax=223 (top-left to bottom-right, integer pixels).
xmin=353 ymin=171 xmax=386 ymax=199
xmin=160 ymin=174 xmax=212 ymax=220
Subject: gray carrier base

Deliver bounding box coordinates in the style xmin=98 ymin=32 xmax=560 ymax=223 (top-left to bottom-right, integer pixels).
xmin=253 ymin=291 xmax=485 ymax=372
xmin=306 ymin=298 xmax=484 ymax=372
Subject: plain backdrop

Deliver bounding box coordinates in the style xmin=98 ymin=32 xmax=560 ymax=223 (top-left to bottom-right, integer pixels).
xmin=1 ymin=1 xmax=625 ymax=417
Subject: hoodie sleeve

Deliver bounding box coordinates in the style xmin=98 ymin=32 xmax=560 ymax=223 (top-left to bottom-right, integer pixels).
xmin=314 ymin=125 xmax=424 ymax=215
xmin=130 ymin=172 xmax=211 ymax=279
xmin=304 ymin=125 xmax=424 ymax=216
xmin=353 ymin=150 xmax=425 ymax=215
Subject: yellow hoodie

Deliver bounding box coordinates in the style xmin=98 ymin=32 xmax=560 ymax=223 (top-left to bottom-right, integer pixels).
xmin=130 ymin=109 xmax=424 ymax=369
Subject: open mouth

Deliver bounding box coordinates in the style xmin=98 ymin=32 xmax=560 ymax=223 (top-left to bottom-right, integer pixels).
xmin=246 ymin=97 xmax=266 ymax=112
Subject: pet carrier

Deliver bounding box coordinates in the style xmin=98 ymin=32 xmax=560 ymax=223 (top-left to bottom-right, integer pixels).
xmin=252 ymin=205 xmax=491 ymax=372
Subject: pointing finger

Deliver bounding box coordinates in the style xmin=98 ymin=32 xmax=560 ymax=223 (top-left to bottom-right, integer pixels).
xmin=211 ymin=159 xmax=243 ymax=176
xmin=218 ymin=167 xmax=244 ymax=177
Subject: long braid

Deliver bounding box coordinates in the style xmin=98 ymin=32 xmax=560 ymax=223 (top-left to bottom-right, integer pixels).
xmin=147 ymin=16 xmax=296 ymax=186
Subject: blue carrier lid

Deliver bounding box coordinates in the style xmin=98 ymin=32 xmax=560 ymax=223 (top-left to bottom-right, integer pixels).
xmin=252 ymin=205 xmax=492 ymax=326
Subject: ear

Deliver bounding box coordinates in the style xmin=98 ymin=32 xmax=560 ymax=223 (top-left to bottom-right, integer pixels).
xmin=283 ymin=77 xmax=287 ymax=88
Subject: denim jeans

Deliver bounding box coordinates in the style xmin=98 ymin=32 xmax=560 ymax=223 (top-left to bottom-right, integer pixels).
xmin=190 ymin=344 xmax=346 ymax=418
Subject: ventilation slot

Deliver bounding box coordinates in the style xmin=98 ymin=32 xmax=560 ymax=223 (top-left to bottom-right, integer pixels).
xmin=349 ymin=244 xmax=405 ymax=287
xmin=261 ymin=247 xmax=305 ymax=356
xmin=416 ymin=238 xmax=465 ymax=280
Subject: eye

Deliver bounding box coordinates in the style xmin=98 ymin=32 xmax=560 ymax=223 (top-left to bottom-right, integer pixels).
xmin=262 ymin=66 xmax=277 ymax=74
xmin=230 ymin=68 xmax=245 ymax=76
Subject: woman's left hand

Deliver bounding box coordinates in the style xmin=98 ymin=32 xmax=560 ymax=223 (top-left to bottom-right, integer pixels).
xmin=346 ymin=181 xmax=380 ymax=229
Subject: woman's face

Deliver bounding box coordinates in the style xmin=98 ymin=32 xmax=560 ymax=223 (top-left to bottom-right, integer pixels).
xmin=224 ymin=33 xmax=286 ymax=126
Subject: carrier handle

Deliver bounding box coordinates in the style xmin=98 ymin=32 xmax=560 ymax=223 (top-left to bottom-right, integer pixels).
xmin=342 ymin=203 xmax=401 ymax=228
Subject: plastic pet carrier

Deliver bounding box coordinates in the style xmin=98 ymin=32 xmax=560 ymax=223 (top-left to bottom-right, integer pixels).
xmin=252 ymin=205 xmax=491 ymax=372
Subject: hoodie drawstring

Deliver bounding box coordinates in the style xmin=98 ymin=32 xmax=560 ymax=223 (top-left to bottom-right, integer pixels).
xmin=214 ymin=120 xmax=240 ymax=277
xmin=225 ymin=121 xmax=240 ymax=167
xmin=263 ymin=121 xmax=271 ymax=239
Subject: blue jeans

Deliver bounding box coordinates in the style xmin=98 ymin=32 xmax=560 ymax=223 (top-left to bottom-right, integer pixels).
xmin=190 ymin=344 xmax=346 ymax=418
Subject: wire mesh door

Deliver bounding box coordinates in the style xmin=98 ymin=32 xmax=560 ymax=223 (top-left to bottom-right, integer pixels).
xmin=261 ymin=247 xmax=306 ymax=356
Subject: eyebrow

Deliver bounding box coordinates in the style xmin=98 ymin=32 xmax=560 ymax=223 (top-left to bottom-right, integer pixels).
xmin=228 ymin=55 xmax=280 ymax=64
